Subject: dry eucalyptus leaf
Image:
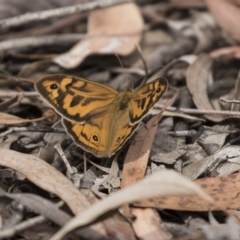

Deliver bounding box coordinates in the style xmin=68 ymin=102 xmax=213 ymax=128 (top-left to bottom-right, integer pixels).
xmin=0 ymin=148 xmax=90 ymax=214
xmin=135 ymin=171 xmax=240 ymax=211
xmin=186 ymin=54 xmax=227 ymax=122
xmin=121 ymin=110 xmax=165 ymax=190
xmin=183 ymin=145 xmax=240 ymax=180
xmin=104 ymin=219 xmax=136 ymax=240
xmin=54 ymin=3 xmax=144 ymax=68
xmin=49 ymin=170 xmax=213 ymax=240
xmin=217 ymin=162 xmax=240 ymax=175
xmin=210 ymin=46 xmax=240 ymax=59
xmin=5 ymin=193 xmax=70 ymax=226
xmin=131 ymin=208 xmax=172 ymax=240
xmin=202 ymin=217 xmax=240 ymax=240
xmin=206 ymin=0 xmax=240 ymax=41
xmin=150 ymin=130 xmax=187 ymax=164
xmin=0 ymin=112 xmax=55 ymax=125
xmin=167 ymin=11 xmax=217 ymax=53
xmin=0 ymin=112 xmax=28 ymax=125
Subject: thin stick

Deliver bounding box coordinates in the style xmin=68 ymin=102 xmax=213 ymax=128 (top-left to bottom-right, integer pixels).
xmin=0 ymin=91 xmax=39 ymax=98
xmin=158 ymin=105 xmax=240 ymax=117
xmin=0 ymin=0 xmax=131 ymax=29
xmin=115 ymin=54 xmax=124 ymax=69
xmin=0 ymin=215 xmax=46 ymax=239
xmin=0 ymin=34 xmax=86 ymax=51
xmin=220 ymin=97 xmax=240 ymax=104
xmin=135 ymin=44 xmax=148 ymax=86
xmin=0 ymin=127 xmax=65 ymax=138
xmin=83 ymin=152 xmax=87 ymax=176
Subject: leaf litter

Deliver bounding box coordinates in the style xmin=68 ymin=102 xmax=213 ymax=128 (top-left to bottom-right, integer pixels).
xmin=0 ymin=0 xmax=240 ymax=239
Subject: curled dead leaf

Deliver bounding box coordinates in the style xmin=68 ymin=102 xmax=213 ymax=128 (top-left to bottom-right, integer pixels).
xmin=0 ymin=148 xmax=89 ymax=214
xmin=54 ymin=3 xmax=144 ymax=68
xmin=49 ymin=169 xmax=213 ymax=240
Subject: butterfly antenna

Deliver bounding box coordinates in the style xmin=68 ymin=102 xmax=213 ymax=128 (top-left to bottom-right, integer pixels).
xmin=115 ymin=54 xmax=131 ymax=89
xmin=136 ymin=44 xmax=148 ymax=87
xmin=115 ymin=54 xmax=124 ymax=69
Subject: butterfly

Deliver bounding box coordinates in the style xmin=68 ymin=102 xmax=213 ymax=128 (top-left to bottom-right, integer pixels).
xmin=35 ymin=74 xmax=168 ymax=158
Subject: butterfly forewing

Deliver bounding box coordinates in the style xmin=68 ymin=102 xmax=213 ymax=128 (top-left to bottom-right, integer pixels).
xmin=35 ymin=74 xmax=118 ymax=123
xmin=129 ymin=78 xmax=168 ymax=124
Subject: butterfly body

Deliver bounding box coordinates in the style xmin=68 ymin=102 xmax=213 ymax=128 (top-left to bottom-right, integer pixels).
xmin=35 ymin=74 xmax=168 ymax=157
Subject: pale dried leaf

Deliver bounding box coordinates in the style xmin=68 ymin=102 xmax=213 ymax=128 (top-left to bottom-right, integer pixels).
xmin=121 ymin=112 xmax=162 ymax=189
xmin=183 ymin=145 xmax=240 ymax=179
xmin=210 ymin=46 xmax=240 ymax=59
xmin=0 ymin=148 xmax=89 ymax=214
xmin=135 ymin=171 xmax=240 ymax=211
xmin=104 ymin=219 xmax=136 ymax=240
xmin=132 ymin=208 xmax=172 ymax=240
xmin=150 ymin=130 xmax=187 ymax=164
xmin=49 ymin=170 xmax=213 ymax=240
xmin=186 ymin=54 xmax=224 ymax=122
xmin=5 ymin=193 xmax=70 ymax=226
xmin=54 ymin=3 xmax=144 ymax=68
xmin=206 ymin=0 xmax=240 ymax=41
xmin=0 ymin=112 xmax=54 ymax=125
xmin=217 ymin=162 xmax=240 ymax=175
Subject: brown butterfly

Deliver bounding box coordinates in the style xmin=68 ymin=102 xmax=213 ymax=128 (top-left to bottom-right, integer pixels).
xmin=35 ymin=74 xmax=168 ymax=157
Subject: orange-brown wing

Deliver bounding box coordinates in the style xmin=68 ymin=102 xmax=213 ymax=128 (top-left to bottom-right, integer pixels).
xmin=35 ymin=74 xmax=118 ymax=123
xmin=62 ymin=118 xmax=138 ymax=158
xmin=129 ymin=78 xmax=168 ymax=124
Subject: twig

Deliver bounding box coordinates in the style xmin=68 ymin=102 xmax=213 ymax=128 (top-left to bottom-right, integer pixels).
xmin=220 ymin=97 xmax=240 ymax=104
xmin=135 ymin=44 xmax=148 ymax=86
xmin=168 ymin=130 xmax=197 ymax=137
xmin=0 ymin=34 xmax=86 ymax=51
xmin=0 ymin=91 xmax=39 ymax=98
xmin=54 ymin=143 xmax=82 ymax=188
xmin=0 ymin=215 xmax=45 ymax=239
xmin=0 ymin=126 xmax=65 ymax=138
xmin=0 ymin=0 xmax=132 ymax=29
xmin=110 ymin=67 xmax=145 ymax=75
xmin=158 ymin=105 xmax=240 ymax=117
xmin=0 ymin=201 xmax=65 ymax=239
xmin=0 ymin=13 xmax=86 ymax=41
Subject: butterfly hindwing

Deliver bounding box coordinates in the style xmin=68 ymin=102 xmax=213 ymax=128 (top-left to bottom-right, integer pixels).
xmin=62 ymin=115 xmax=139 ymax=157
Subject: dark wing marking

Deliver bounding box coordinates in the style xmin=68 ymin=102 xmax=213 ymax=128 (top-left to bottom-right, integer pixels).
xmin=35 ymin=74 xmax=118 ymax=123
xmin=129 ymin=78 xmax=168 ymax=124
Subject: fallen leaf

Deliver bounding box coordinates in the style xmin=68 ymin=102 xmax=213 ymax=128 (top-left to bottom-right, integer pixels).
xmin=4 ymin=193 xmax=70 ymax=226
xmin=205 ymin=0 xmax=240 ymax=41
xmin=121 ymin=100 xmax=171 ymax=189
xmin=186 ymin=54 xmax=225 ymax=122
xmin=0 ymin=148 xmax=90 ymax=214
xmin=0 ymin=112 xmax=55 ymax=125
xmin=0 ymin=148 xmax=106 ymax=237
xmin=54 ymin=3 xmax=144 ymax=68
xmin=104 ymin=219 xmax=136 ymax=240
xmin=183 ymin=145 xmax=239 ymax=180
xmin=135 ymin=171 xmax=240 ymax=211
xmin=210 ymin=46 xmax=240 ymax=59
xmin=131 ymin=208 xmax=172 ymax=240
xmin=49 ymin=169 xmax=213 ymax=240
